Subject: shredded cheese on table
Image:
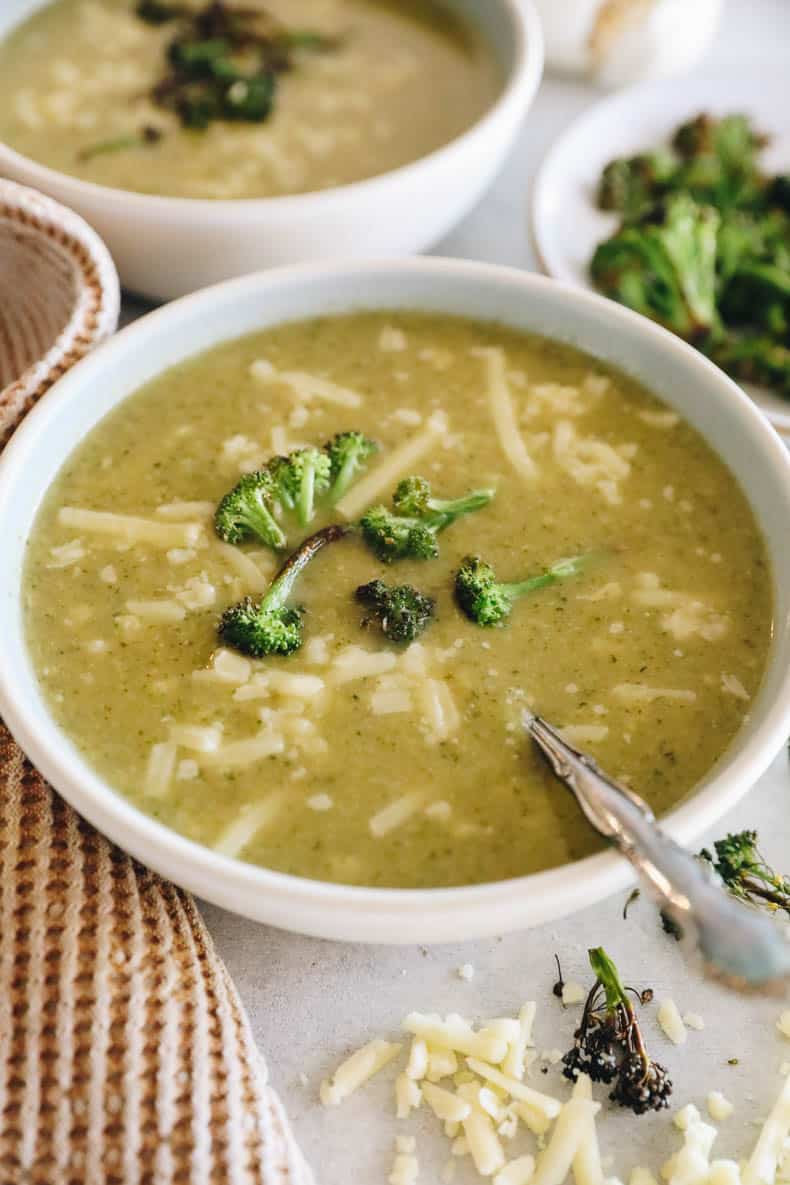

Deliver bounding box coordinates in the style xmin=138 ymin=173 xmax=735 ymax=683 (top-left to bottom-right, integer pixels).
xmin=657 ymin=1000 xmax=688 ymax=1046
xmin=318 ymin=983 xmax=790 ymax=1185
xmin=320 ymin=1040 xmax=402 ymax=1106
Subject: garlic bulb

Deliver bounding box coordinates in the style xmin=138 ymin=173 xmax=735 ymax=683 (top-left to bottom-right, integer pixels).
xmin=532 ymin=0 xmax=723 ymax=89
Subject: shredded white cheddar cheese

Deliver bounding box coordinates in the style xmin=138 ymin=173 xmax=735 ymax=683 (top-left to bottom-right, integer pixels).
xmin=657 ymin=1000 xmax=688 ymax=1046
xmin=369 ymin=793 xmax=424 ymax=838
xmin=143 ymin=741 xmax=177 ymax=798
xmin=742 ymin=1072 xmax=790 ymax=1185
xmin=213 ymin=792 xmax=286 ymax=858
xmin=58 ymin=508 xmax=202 ymax=548
xmin=502 ymin=1002 xmax=537 ymax=1081
xmin=495 ymin=1155 xmax=536 ymax=1185
xmin=403 ymin=1015 xmax=509 ymax=1064
xmin=335 ymin=411 xmax=448 ymax=520
xmin=320 ymin=1040 xmax=403 ymax=1106
xmin=707 ymin=1093 xmax=734 ymax=1122
xmin=475 ymin=346 xmax=538 ymax=481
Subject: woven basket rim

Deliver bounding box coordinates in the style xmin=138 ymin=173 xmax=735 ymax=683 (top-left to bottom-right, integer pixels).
xmin=0 ymin=178 xmax=120 ymax=418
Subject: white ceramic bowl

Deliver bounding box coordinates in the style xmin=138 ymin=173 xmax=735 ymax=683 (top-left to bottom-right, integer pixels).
xmin=0 ymin=0 xmax=543 ymax=302
xmin=1 ymin=258 xmax=789 ymax=944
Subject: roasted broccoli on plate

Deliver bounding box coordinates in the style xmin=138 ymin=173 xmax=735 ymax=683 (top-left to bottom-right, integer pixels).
xmin=591 ymin=112 xmax=790 ymax=398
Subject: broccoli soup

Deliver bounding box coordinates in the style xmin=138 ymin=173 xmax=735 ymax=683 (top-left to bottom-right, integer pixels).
xmin=24 ymin=313 xmax=772 ymax=889
xmin=0 ymin=0 xmax=501 ymax=199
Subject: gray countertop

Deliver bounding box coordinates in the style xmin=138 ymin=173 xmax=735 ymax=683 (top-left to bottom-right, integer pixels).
xmin=121 ymin=3 xmax=790 ymax=1179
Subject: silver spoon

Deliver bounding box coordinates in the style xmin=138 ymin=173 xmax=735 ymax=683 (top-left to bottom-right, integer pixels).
xmin=524 ymin=710 xmax=790 ymax=994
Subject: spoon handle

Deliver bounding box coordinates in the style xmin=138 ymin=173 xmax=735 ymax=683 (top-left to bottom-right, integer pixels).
xmin=525 ymin=712 xmax=790 ymax=993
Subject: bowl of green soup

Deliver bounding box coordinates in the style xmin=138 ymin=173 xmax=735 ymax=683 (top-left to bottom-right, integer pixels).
xmin=0 ymin=0 xmax=542 ymax=300
xmin=1 ymin=258 xmax=789 ymax=941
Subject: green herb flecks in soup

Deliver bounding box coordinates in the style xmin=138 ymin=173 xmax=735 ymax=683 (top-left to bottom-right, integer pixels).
xmin=23 ymin=313 xmax=772 ymax=888
xmin=0 ymin=0 xmax=501 ymax=198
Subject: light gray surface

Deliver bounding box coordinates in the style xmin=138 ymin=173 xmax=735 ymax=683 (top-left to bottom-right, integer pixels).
xmin=121 ymin=2 xmax=790 ymax=1179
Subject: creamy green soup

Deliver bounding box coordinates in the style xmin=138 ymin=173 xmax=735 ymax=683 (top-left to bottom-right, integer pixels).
xmin=0 ymin=0 xmax=501 ymax=199
xmin=24 ymin=313 xmax=772 ymax=888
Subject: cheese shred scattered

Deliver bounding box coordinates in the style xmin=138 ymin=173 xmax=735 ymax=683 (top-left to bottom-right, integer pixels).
xmin=475 ymin=346 xmax=538 ymax=481
xmin=335 ymin=411 xmax=449 ymax=520
xmin=320 ymin=1040 xmax=403 ymax=1106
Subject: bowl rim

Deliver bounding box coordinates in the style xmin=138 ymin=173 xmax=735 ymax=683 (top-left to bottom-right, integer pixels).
xmin=1 ymin=256 xmax=789 ymax=942
xmin=0 ymin=0 xmax=543 ymax=214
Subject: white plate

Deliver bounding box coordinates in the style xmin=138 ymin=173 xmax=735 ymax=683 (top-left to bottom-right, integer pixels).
xmin=532 ymin=69 xmax=790 ymax=436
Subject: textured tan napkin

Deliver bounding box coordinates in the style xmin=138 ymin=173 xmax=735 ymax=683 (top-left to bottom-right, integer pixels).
xmin=0 ymin=728 xmax=313 ymax=1185
xmin=0 ymin=184 xmax=312 ymax=1185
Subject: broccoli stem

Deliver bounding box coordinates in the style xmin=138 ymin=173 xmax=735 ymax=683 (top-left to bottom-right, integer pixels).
xmin=588 ymin=948 xmax=654 ymax=1074
xmin=266 ymin=524 xmax=348 ymax=610
xmin=503 ymin=557 xmax=587 ymax=600
xmin=588 ymin=948 xmax=635 ymax=1023
xmin=427 ymin=490 xmax=494 ymax=529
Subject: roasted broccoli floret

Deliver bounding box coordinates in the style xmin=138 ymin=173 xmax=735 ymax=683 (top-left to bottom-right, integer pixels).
xmin=659 ymin=830 xmax=790 ymax=941
xmin=704 ymin=331 xmax=790 ymax=397
xmin=767 ymin=174 xmax=790 ymax=213
xmin=360 ymin=478 xmax=494 ymax=563
xmin=355 ymin=580 xmax=436 ymax=644
xmin=218 ymin=525 xmax=347 ymax=657
xmin=214 ymin=469 xmax=287 ymax=550
xmin=324 ymin=431 xmax=378 ymax=503
xmin=269 ymin=446 xmax=332 ymax=527
xmin=455 ymin=554 xmax=586 ymax=627
xmin=701 ymin=830 xmax=790 ymax=915
xmin=672 ymin=113 xmax=767 ymax=209
xmin=591 ymin=194 xmax=720 ymax=340
xmin=597 ymin=150 xmax=677 ymax=221
xmin=563 ymin=948 xmax=672 ymax=1117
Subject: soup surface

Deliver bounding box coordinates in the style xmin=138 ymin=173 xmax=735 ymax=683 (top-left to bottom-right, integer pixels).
xmin=0 ymin=0 xmax=501 ymax=198
xmin=24 ymin=313 xmax=772 ymax=888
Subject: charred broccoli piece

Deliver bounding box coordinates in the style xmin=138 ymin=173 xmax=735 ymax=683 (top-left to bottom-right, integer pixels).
xmin=214 ymin=469 xmax=287 ymax=551
xmin=455 ymin=554 xmax=587 ymax=627
xmin=355 ymin=580 xmax=436 ymax=644
xmin=701 ymin=830 xmax=790 ymax=915
xmin=719 ymin=258 xmax=790 ymax=337
xmin=672 ymin=113 xmax=767 ymax=209
xmin=597 ymin=150 xmax=677 ymax=221
xmin=659 ymin=830 xmax=790 ymax=941
xmin=360 ymin=478 xmax=494 ymax=563
xmin=324 ymin=431 xmax=378 ymax=503
xmin=704 ymin=331 xmax=790 ymax=397
xmin=767 ymin=174 xmax=790 ymax=213
xmin=563 ymin=948 xmax=672 ymax=1117
xmin=591 ymin=194 xmax=720 ymax=340
xmin=218 ymin=525 xmax=347 ymax=657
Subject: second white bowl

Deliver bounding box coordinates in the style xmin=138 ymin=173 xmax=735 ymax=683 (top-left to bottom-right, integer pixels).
xmin=0 ymin=0 xmax=543 ymax=301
